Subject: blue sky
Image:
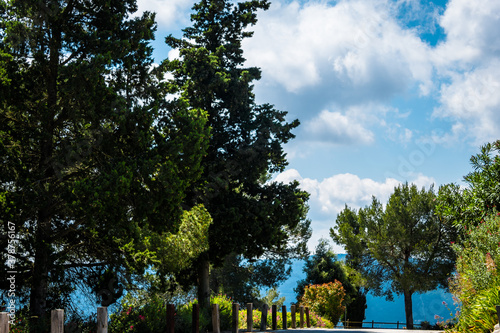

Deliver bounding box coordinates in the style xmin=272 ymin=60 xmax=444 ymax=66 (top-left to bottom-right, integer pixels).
xmin=137 ymin=0 xmax=500 ymax=253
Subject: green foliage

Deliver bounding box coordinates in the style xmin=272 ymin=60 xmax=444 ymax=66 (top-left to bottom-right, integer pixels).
xmin=451 ymin=278 xmax=500 ymax=333
xmin=0 ymin=0 xmax=211 ymax=324
xmin=300 ymin=282 xmax=346 ymax=325
xmin=436 ymin=140 xmax=500 ymax=229
xmin=257 ymin=288 xmax=286 ymax=308
xmin=449 ymin=214 xmax=500 ymax=333
xmin=434 ymin=141 xmax=500 ymax=333
xmin=109 ymin=294 xmax=167 ymax=333
xmin=175 ymin=300 xmax=210 ymax=333
xmin=209 ymin=253 xmax=292 ymax=305
xmin=295 ymin=239 xmax=367 ymax=325
xmin=165 ymin=0 xmax=311 ymax=306
xmin=332 ymin=183 xmax=456 ymax=329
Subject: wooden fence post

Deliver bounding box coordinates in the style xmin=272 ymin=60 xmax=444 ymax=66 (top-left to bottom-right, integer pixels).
xmin=282 ymin=306 xmax=287 ymax=330
xmin=166 ymin=304 xmax=175 ymax=333
xmin=97 ymin=307 xmax=108 ymax=333
xmin=232 ymin=303 xmax=239 ymax=333
xmin=272 ymin=305 xmax=277 ymax=330
xmin=305 ymin=307 xmax=310 ymax=328
xmin=496 ymin=292 xmax=500 ymax=327
xmin=51 ymin=309 xmax=64 ymax=333
xmin=0 ymin=313 xmax=8 ymax=333
xmin=396 ymin=321 xmax=399 ymax=329
xmin=291 ymin=305 xmax=296 ymax=329
xmin=299 ymin=306 xmax=304 ymax=329
xmin=192 ymin=303 xmax=199 ymax=333
xmin=212 ymin=304 xmax=220 ymax=333
xmin=260 ymin=304 xmax=268 ymax=331
xmin=246 ymin=303 xmax=253 ymax=332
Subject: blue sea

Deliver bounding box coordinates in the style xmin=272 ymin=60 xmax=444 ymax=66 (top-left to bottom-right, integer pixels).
xmin=276 ymin=257 xmax=456 ymax=328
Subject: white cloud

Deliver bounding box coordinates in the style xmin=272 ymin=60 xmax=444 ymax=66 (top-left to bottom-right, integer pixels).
xmin=136 ymin=0 xmax=194 ymax=29
xmin=425 ymin=0 xmax=500 ymax=146
xmin=432 ymin=60 xmax=500 ymax=146
xmin=304 ymin=110 xmax=374 ymax=145
xmin=434 ymin=0 xmax=500 ymax=68
xmin=275 ymin=169 xmax=436 ymax=215
xmin=243 ymin=0 xmax=433 ymax=97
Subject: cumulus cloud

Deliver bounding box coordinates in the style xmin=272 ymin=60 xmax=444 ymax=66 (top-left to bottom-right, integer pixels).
xmin=427 ymin=0 xmax=500 ymax=146
xmin=304 ymin=110 xmax=374 ymax=145
xmin=243 ymin=0 xmax=433 ymax=98
xmin=434 ymin=0 xmax=500 ymax=67
xmin=433 ymin=61 xmax=500 ymax=145
xmin=274 ymin=169 xmax=435 ymax=215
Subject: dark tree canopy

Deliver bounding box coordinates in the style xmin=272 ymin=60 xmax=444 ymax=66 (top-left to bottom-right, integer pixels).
xmin=165 ymin=0 xmax=311 ymax=307
xmin=331 ymin=183 xmax=456 ymax=329
xmin=0 ymin=0 xmax=211 ymax=329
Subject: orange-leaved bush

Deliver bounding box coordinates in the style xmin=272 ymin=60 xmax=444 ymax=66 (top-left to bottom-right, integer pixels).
xmin=300 ymin=281 xmax=346 ymax=325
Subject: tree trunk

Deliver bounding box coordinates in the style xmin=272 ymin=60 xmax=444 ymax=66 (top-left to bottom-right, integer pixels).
xmin=30 ymin=215 xmax=51 ymax=333
xmin=198 ymin=256 xmax=211 ymax=312
xmin=403 ymin=289 xmax=414 ymax=329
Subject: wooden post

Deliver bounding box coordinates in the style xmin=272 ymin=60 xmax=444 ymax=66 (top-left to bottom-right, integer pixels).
xmin=272 ymin=305 xmax=277 ymax=330
xmin=282 ymin=306 xmax=287 ymax=330
xmin=291 ymin=305 xmax=296 ymax=329
xmin=0 ymin=313 xmax=8 ymax=333
xmin=192 ymin=303 xmax=199 ymax=333
xmin=212 ymin=304 xmax=220 ymax=333
xmin=232 ymin=303 xmax=239 ymax=333
xmin=260 ymin=304 xmax=268 ymax=331
xmin=372 ymin=320 xmax=374 ymax=328
xmin=305 ymin=307 xmax=310 ymax=328
xmin=166 ymin=304 xmax=175 ymax=333
xmin=497 ymin=291 xmax=500 ymax=325
xmin=51 ymin=309 xmax=64 ymax=333
xmin=246 ymin=303 xmax=253 ymax=332
xmin=397 ymin=321 xmax=399 ymax=329
xmin=97 ymin=307 xmax=108 ymax=333
xmin=299 ymin=306 xmax=304 ymax=329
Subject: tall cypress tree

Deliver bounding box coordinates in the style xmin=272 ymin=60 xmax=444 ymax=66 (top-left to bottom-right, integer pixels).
xmin=165 ymin=0 xmax=311 ymax=308
xmin=0 ymin=1 xmax=210 ymax=330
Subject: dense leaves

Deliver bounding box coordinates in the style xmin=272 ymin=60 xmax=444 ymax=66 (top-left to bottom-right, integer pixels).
xmin=165 ymin=0 xmax=311 ymax=306
xmin=442 ymin=141 xmax=500 ymax=333
xmin=300 ymin=282 xmax=346 ymax=325
xmin=0 ymin=0 xmax=210 ymax=328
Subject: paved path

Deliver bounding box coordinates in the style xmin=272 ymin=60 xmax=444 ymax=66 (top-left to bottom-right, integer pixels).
xmin=249 ymin=329 xmax=443 ymax=333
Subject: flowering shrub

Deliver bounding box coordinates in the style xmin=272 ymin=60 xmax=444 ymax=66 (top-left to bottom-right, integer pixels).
xmin=448 ymin=213 xmax=500 ymax=332
xmin=109 ymin=294 xmax=166 ymax=333
xmin=300 ymin=281 xmax=345 ymax=325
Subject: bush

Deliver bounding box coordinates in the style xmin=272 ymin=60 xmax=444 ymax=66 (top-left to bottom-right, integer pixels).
xmin=300 ymin=281 xmax=346 ymax=325
xmin=175 ymin=294 xmax=233 ymax=333
xmin=449 ymin=213 xmax=500 ymax=333
xmin=109 ymin=294 xmax=166 ymax=333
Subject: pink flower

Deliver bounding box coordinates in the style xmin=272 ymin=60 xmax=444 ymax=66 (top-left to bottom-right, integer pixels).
xmin=139 ymin=315 xmax=145 ymax=321
xmin=130 ymin=325 xmax=134 ymax=330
